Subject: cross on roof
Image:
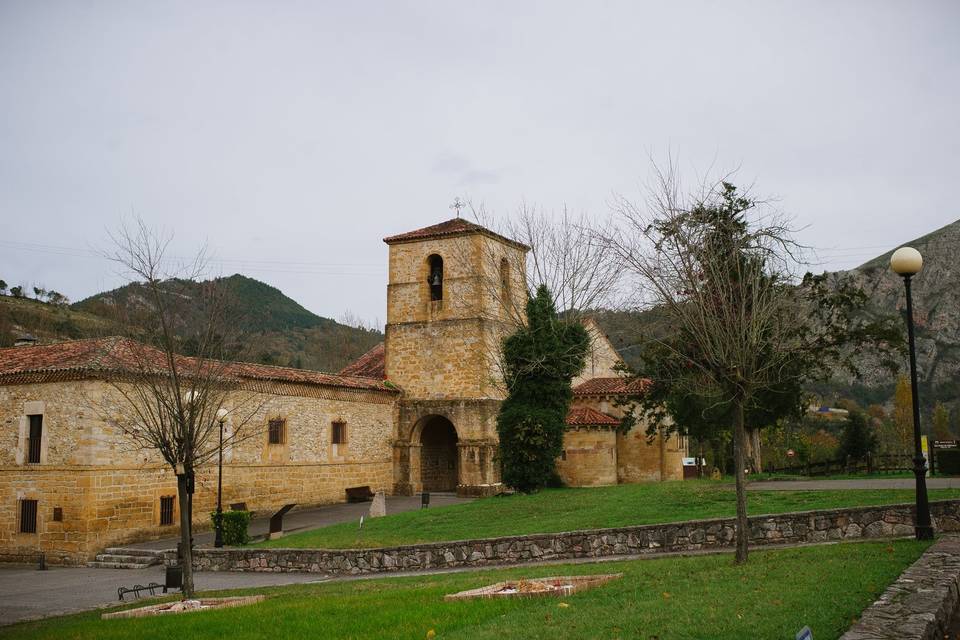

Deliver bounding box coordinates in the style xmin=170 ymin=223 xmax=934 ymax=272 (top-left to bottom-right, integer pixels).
xmin=449 ymin=197 xmax=464 ymax=218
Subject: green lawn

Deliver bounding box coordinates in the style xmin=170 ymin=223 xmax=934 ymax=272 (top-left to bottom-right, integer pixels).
xmin=256 ymin=480 xmax=960 ymax=549
xmin=3 ymin=539 xmax=930 ymax=640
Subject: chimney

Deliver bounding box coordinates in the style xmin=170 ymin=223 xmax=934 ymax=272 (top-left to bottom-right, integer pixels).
xmin=14 ymin=334 xmax=38 ymax=347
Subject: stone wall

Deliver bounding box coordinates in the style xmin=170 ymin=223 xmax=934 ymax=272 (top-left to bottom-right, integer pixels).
xmin=841 ymin=536 xmax=960 ymax=640
xmin=558 ymin=428 xmax=618 ymax=487
xmin=184 ymin=500 xmax=960 ymax=575
xmin=0 ymin=379 xmax=397 ymax=564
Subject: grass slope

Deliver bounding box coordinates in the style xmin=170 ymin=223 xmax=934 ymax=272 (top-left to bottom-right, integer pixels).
xmin=258 ymin=481 xmax=960 ymax=549
xmin=3 ymin=540 xmax=930 ymax=640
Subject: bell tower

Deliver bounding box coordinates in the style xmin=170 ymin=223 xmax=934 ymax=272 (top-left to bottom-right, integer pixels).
xmin=383 ymin=217 xmax=527 ymax=496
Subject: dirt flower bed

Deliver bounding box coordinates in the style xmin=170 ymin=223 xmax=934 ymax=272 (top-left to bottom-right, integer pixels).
xmin=101 ymin=595 xmax=265 ymax=619
xmin=444 ymin=573 xmax=622 ymax=601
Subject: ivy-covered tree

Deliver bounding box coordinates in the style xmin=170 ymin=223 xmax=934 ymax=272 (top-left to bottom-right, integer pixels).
xmin=496 ymin=285 xmax=589 ymax=493
xmin=839 ymin=410 xmax=876 ymax=463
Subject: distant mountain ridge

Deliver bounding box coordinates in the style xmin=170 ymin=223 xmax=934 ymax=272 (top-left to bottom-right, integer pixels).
xmin=2 ymin=274 xmax=382 ymax=374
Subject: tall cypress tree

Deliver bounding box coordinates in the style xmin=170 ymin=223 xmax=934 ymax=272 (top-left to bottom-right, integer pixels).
xmin=496 ymin=285 xmax=589 ymax=492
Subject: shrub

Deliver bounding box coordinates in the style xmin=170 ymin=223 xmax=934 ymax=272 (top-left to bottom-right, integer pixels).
xmin=838 ymin=411 xmax=876 ymax=463
xmin=211 ymin=510 xmax=252 ymax=545
xmin=937 ymin=449 xmax=960 ymax=476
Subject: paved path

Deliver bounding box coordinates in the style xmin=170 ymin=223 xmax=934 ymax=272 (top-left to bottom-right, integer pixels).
xmin=0 ymin=564 xmax=327 ymax=626
xmin=748 ymin=477 xmax=960 ymax=490
xmin=126 ymin=493 xmax=471 ymax=551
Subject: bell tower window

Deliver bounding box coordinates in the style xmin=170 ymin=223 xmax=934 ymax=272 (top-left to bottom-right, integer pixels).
xmin=427 ymin=254 xmax=444 ymax=301
xmin=499 ymin=258 xmax=510 ymax=305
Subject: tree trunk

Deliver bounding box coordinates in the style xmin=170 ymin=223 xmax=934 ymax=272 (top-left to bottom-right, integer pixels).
xmin=745 ymin=427 xmax=763 ymax=473
xmin=733 ymin=398 xmax=749 ymax=564
xmin=177 ymin=474 xmax=195 ymax=598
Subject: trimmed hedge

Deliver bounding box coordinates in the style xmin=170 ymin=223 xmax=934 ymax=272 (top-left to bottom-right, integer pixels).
xmin=211 ymin=510 xmax=252 ymax=545
xmin=937 ymin=449 xmax=960 ymax=476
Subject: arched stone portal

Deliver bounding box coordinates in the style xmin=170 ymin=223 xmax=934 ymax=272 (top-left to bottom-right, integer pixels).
xmin=418 ymin=415 xmax=459 ymax=492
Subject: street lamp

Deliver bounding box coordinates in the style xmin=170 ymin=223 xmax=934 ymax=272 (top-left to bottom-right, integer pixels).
xmin=214 ymin=408 xmax=228 ymax=548
xmin=890 ymin=246 xmax=934 ymax=540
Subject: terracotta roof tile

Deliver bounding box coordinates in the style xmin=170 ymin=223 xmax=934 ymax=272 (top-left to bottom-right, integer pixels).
xmin=572 ymin=377 xmax=650 ymax=397
xmin=383 ymin=217 xmax=528 ymax=249
xmin=0 ymin=337 xmax=396 ymax=393
xmin=338 ymin=343 xmax=385 ymax=379
xmin=565 ymin=406 xmax=620 ymax=427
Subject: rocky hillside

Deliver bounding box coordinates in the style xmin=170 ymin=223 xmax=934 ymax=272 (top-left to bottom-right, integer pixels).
xmin=2 ymin=275 xmax=382 ymax=373
xmin=837 ymin=219 xmax=960 ymax=409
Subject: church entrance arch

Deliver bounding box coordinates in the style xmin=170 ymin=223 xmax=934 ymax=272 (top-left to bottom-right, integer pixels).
xmin=417 ymin=415 xmax=459 ymax=492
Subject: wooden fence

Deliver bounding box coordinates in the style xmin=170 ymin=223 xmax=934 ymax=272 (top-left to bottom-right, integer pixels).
xmin=765 ymin=454 xmax=913 ymax=477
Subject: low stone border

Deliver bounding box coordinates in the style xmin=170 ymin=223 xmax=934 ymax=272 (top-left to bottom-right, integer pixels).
xmin=172 ymin=499 xmax=960 ymax=575
xmin=840 ymin=536 xmax=960 ymax=640
xmin=444 ymin=573 xmax=623 ymax=601
xmin=102 ymin=595 xmax=266 ymax=620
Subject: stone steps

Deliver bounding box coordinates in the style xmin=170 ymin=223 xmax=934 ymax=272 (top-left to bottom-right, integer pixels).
xmin=88 ymin=547 xmax=165 ymax=570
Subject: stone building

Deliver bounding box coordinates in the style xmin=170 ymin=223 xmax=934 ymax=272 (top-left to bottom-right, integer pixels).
xmin=0 ymin=217 xmax=684 ymax=564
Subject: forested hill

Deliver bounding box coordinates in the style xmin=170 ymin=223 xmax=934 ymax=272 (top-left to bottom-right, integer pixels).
xmin=1 ymin=274 xmax=382 ymax=373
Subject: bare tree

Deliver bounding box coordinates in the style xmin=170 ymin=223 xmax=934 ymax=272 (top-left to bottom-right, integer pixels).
xmin=598 ymin=163 xmax=802 ymax=564
xmin=460 ymin=203 xmax=623 ymax=393
xmin=99 ymin=219 xmax=262 ymax=596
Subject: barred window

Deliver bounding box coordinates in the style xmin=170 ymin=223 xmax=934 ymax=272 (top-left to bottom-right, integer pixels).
xmin=331 ymin=421 xmax=346 ymax=445
xmin=19 ymin=499 xmax=38 ymax=533
xmin=159 ymin=496 xmax=175 ymax=526
xmin=268 ymin=418 xmax=286 ymax=445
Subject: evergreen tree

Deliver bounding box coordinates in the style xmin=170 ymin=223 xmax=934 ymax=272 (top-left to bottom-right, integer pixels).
xmin=839 ymin=410 xmax=876 ymax=463
xmin=496 ymin=285 xmax=589 ymax=493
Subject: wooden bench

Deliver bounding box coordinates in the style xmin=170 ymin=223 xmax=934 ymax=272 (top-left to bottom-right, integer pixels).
xmin=345 ymin=486 xmax=374 ymax=503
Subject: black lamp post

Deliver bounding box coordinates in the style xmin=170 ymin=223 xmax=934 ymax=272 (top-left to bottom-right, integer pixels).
xmin=214 ymin=409 xmax=227 ymax=548
xmin=890 ymin=246 xmax=934 ymax=540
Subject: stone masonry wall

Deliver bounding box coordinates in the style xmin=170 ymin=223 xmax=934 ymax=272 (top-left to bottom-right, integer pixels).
xmin=558 ymin=428 xmax=618 ymax=487
xmin=0 ymin=379 xmax=396 ymax=564
xmin=185 ymin=500 xmax=960 ymax=575
xmin=841 ymin=536 xmax=960 ymax=640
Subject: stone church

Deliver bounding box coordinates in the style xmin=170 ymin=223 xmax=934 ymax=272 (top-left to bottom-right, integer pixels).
xmin=0 ymin=217 xmax=685 ymax=564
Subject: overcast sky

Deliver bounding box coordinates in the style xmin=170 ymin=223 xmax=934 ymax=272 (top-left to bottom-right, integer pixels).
xmin=1 ymin=1 xmax=958 ymax=326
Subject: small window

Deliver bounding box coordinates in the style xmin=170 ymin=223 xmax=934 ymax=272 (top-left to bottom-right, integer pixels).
xmin=268 ymin=418 xmax=286 ymax=445
xmin=27 ymin=414 xmax=42 ymax=464
xmin=19 ymin=499 xmax=38 ymax=533
xmin=52 ymin=507 xmax=63 ymax=522
xmin=427 ymin=254 xmax=443 ymax=301
xmin=159 ymin=496 xmax=175 ymax=526
xmin=500 ymin=258 xmax=510 ymax=303
xmin=331 ymin=421 xmax=346 ymax=445
xmin=561 ymin=450 xmax=567 ymax=461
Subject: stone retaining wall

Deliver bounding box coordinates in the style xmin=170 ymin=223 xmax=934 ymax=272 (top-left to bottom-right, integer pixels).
xmin=179 ymin=499 xmax=960 ymax=575
xmin=840 ymin=535 xmax=960 ymax=640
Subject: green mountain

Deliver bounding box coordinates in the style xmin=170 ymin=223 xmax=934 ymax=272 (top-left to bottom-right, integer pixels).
xmin=2 ymin=274 xmax=382 ymax=373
